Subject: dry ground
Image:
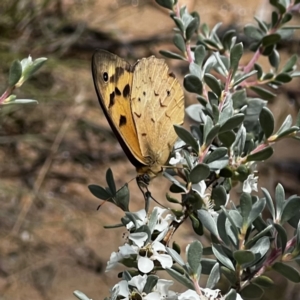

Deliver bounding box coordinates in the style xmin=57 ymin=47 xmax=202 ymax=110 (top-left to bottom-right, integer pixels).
xmin=1 ymin=0 xmax=300 ymax=299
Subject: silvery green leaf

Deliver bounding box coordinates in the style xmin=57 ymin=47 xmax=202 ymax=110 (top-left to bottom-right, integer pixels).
xmin=9 ymin=60 xmax=22 ymax=86
xmin=212 ymin=185 xmax=228 ymax=209
xmin=204 ymin=73 xmax=222 ymax=97
xmin=74 ymin=290 xmax=91 ymax=300
xmin=276 ymin=114 xmax=293 ymax=135
xmin=232 ymin=70 xmax=257 ymax=87
xmin=190 ymin=163 xmax=210 ymax=183
xmin=186 ymin=18 xmax=198 ymax=41
xmin=221 ymin=207 xmax=239 ymax=245
xmin=212 ymin=244 xmax=235 ymax=271
xmin=254 ymin=63 xmax=263 ymax=79
xmin=274 ymin=223 xmax=287 ymax=253
xmin=272 ymin=262 xmax=300 ymax=283
xmin=165 ymin=268 xmax=194 ymax=289
xmin=261 ymin=33 xmax=281 ymax=47
xmin=281 ymin=54 xmax=297 ymax=73
xmin=280 ymin=195 xmax=300 ymax=224
xmin=203 ymin=115 xmax=213 ymax=142
xmin=252 ymin=276 xmax=274 ymax=288
xmin=89 ymin=184 xmax=112 ymax=200
xmin=259 ymin=107 xmax=274 ymax=139
xmin=248 ymin=198 xmax=266 ymax=226
xmin=244 ymin=24 xmax=264 ymax=40
xmin=243 ymin=236 xmax=270 ymax=268
xmin=246 ymin=146 xmax=273 ymax=162
xmin=106 ymin=168 xmax=116 ymax=195
xmin=173 ymin=16 xmax=185 ymax=34
xmin=240 ymin=284 xmax=264 ymax=299
xmin=245 ymin=225 xmax=272 ymax=248
xmin=230 ymin=43 xmax=243 ymax=76
xmin=155 ymin=0 xmax=174 ymax=9
xmin=218 ymin=130 xmax=235 ymax=148
xmin=233 ymin=250 xmax=255 ymax=266
xmin=254 ymin=16 xmax=268 ymax=33
xmin=203 ymin=55 xmax=216 ymax=74
xmin=164 ymin=172 xmax=187 ymax=192
xmin=217 ymin=212 xmax=231 ymax=246
xmin=190 ymin=214 xmax=204 ymax=235
xmin=232 ymin=125 xmax=246 ymax=157
xmin=222 ymin=29 xmax=236 ymax=51
xmin=219 ymin=114 xmax=245 ymax=133
xmin=174 ymin=125 xmax=199 ymax=153
xmin=189 ymin=62 xmax=202 ymax=78
xmin=205 ymin=125 xmax=220 ymax=146
xmin=219 ymin=100 xmax=234 ymax=126
xmin=143 ymin=275 xmax=158 ymax=293
xmin=275 ymin=183 xmax=285 ymax=220
xmin=275 ymin=73 xmax=292 ymax=83
xmin=229 ymin=210 xmax=243 ymax=229
xmin=296 ymin=220 xmax=300 ymax=253
xmin=207 ymin=157 xmax=229 ymax=171
xmin=159 ymin=50 xmax=185 ymax=60
xmin=277 ymin=126 xmax=299 ymax=139
xmin=186 ymin=104 xmax=203 ymax=122
xmin=240 ymin=193 xmax=252 ymax=227
xmin=194 ymin=45 xmax=206 ymax=66
xmin=197 ymin=209 xmax=220 ymax=239
xmin=148 ymin=207 xmax=159 ymax=233
xmin=212 ymin=52 xmax=228 ymax=76
xmin=167 ymin=247 xmax=185 ymax=266
xmin=187 ymin=241 xmax=203 ymax=276
xmin=204 ymin=147 xmax=227 ymax=164
xmin=224 ymin=289 xmax=237 ymax=300
xmin=183 ymin=74 xmax=203 ymax=94
xmin=173 ymin=34 xmax=186 ymax=53
xmin=21 ymin=57 xmax=47 ymax=83
xmin=269 ymin=49 xmax=280 ymax=69
xmin=201 ymin=258 xmax=217 ymax=275
xmin=221 ymin=267 xmax=236 ymax=285
xmin=2 ymin=98 xmax=39 ymax=105
xmin=206 ymin=262 xmax=220 ymax=289
xmin=212 ymin=103 xmax=219 ymax=122
xmin=250 ymin=86 xmax=276 ymax=100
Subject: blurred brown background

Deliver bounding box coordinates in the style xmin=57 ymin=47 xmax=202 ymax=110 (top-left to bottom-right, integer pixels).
xmin=1 ymin=0 xmax=300 ymax=299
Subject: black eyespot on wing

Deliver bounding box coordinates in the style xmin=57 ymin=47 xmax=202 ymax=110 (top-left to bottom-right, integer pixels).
xmin=103 ymin=72 xmax=109 ymax=82
xmin=115 ymin=87 xmax=121 ymax=96
xmin=168 ymin=72 xmax=176 ymax=78
xmin=119 ymin=115 xmax=127 ymax=127
xmin=109 ymin=91 xmax=115 ymax=108
xmin=138 ymin=97 xmax=141 ymax=101
xmin=143 ymin=91 xmax=146 ymax=96
xmin=167 ymin=90 xmax=170 ymax=96
xmin=123 ymin=84 xmax=130 ymax=98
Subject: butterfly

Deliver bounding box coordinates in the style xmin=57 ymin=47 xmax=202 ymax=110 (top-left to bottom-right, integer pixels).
xmin=92 ymin=49 xmax=184 ymax=186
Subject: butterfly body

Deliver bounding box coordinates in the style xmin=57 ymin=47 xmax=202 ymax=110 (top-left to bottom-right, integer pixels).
xmin=92 ymin=49 xmax=184 ymax=179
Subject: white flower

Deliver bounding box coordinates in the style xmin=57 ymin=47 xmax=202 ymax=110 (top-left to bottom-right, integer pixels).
xmin=153 ymin=207 xmax=174 ymax=232
xmin=169 ymin=152 xmax=184 ymax=165
xmin=128 ymin=274 xmax=147 ymax=292
xmin=178 ymin=290 xmax=200 ymax=300
xmin=129 ymin=232 xmax=148 ymax=247
xmin=236 ymin=293 xmax=244 ymax=300
xmin=192 ymin=181 xmax=207 ymax=198
xmin=137 ymin=240 xmax=173 ymax=273
xmin=242 ymin=174 xmax=258 ymax=193
xmin=126 ymin=209 xmax=148 ymax=230
xmin=106 ymin=243 xmax=137 ymax=272
xmin=201 ymin=288 xmax=221 ymax=299
xmin=111 ymin=280 xmax=129 ymax=300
